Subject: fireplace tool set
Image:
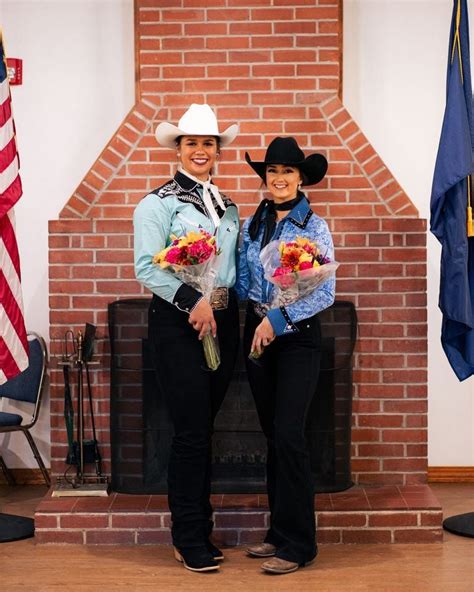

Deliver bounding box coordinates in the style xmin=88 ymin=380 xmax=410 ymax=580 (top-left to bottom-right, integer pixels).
xmin=52 ymin=324 xmax=109 ymax=497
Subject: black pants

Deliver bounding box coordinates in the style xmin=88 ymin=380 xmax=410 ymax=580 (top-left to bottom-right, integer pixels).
xmin=244 ymin=304 xmax=322 ymax=564
xmin=148 ymin=291 xmax=239 ymax=548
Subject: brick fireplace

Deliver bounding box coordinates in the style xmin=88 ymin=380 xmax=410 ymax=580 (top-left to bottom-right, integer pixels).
xmin=38 ymin=0 xmax=440 ymax=544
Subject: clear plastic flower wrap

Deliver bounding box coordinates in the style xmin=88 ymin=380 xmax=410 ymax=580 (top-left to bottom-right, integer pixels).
xmin=249 ymin=236 xmax=339 ymax=360
xmin=153 ymin=230 xmax=222 ymax=371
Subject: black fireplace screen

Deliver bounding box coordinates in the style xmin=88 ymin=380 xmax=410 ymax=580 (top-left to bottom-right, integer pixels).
xmin=109 ymin=299 xmax=357 ymax=494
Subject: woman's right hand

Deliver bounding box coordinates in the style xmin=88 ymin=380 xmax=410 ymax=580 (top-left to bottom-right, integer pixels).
xmin=188 ymin=298 xmax=217 ymax=340
xmin=251 ymin=317 xmax=275 ymax=356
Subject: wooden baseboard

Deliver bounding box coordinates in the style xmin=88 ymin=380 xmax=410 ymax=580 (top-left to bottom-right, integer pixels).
xmin=0 ymin=468 xmax=50 ymax=486
xmin=2 ymin=467 xmax=474 ymax=486
xmin=428 ymin=466 xmax=474 ymax=483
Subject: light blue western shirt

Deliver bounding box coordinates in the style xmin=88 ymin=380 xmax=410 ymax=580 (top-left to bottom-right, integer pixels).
xmin=134 ymin=170 xmax=239 ymax=311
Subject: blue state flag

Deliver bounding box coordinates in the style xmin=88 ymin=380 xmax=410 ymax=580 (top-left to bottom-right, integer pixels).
xmin=431 ymin=0 xmax=474 ymax=380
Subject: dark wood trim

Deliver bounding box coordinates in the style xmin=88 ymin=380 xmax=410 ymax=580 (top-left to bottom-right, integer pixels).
xmin=9 ymin=467 xmax=474 ymax=486
xmin=0 ymin=467 xmax=50 ymax=486
xmin=428 ymin=466 xmax=474 ymax=483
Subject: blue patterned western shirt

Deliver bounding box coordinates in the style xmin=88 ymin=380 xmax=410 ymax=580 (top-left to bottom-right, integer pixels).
xmin=236 ymin=196 xmax=336 ymax=336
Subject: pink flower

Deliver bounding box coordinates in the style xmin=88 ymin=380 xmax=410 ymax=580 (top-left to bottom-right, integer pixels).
xmin=272 ymin=266 xmax=296 ymax=288
xmin=165 ymin=247 xmax=183 ymax=264
xmin=188 ymin=239 xmax=214 ymax=263
xmin=299 ymin=260 xmax=313 ymax=271
xmin=273 ymin=266 xmax=291 ymax=277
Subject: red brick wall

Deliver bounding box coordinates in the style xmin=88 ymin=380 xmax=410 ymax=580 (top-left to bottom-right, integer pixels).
xmin=48 ymin=0 xmax=427 ymax=485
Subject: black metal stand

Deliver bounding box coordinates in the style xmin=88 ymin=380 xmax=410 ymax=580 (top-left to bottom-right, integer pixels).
xmin=1 ymin=456 xmax=35 ymax=543
xmin=52 ymin=329 xmax=108 ymax=497
xmin=77 ymin=332 xmax=85 ymax=481
xmin=0 ymin=513 xmax=34 ymax=543
xmin=443 ymin=513 xmax=474 ymax=538
xmin=0 ymin=454 xmax=15 ymax=486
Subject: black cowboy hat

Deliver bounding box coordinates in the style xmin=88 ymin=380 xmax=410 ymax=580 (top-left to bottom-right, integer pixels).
xmin=245 ymin=136 xmax=328 ymax=186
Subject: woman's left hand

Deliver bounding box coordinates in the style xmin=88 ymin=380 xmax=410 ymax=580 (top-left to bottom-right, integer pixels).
xmin=251 ymin=317 xmax=275 ymax=356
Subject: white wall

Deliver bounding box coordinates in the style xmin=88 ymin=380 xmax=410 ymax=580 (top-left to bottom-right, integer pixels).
xmin=0 ymin=0 xmax=134 ymax=468
xmin=344 ymin=0 xmax=474 ymax=465
xmin=1 ymin=0 xmax=472 ymax=470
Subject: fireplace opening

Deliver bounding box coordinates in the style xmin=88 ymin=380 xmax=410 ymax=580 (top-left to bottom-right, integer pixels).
xmin=109 ymin=299 xmax=357 ymax=494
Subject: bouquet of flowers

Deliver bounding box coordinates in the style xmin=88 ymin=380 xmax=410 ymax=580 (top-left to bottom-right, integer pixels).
xmin=153 ymin=230 xmax=221 ymax=370
xmin=249 ymin=236 xmax=338 ymax=360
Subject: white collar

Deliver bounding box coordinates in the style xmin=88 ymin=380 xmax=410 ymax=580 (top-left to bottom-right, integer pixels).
xmin=178 ymin=167 xmax=210 ymax=186
xmin=178 ymin=168 xmax=225 ymax=227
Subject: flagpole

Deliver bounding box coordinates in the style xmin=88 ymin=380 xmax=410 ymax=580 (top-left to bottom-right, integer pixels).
xmin=432 ymin=0 xmax=474 ymax=538
xmin=467 ymin=175 xmax=474 ymax=236
xmin=450 ymin=0 xmax=474 ymax=237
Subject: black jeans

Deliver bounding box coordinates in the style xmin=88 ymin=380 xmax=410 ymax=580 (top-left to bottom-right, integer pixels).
xmin=148 ymin=291 xmax=239 ymax=548
xmin=244 ymin=304 xmax=322 ymax=564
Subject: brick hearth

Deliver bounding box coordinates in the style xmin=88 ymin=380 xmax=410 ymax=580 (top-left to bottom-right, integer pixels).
xmin=35 ymin=486 xmax=442 ymax=545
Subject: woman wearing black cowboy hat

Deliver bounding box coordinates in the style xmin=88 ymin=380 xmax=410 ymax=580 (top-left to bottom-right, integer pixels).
xmin=236 ymin=136 xmax=336 ymax=574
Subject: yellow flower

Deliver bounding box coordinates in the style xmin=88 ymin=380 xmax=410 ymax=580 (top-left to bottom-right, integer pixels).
xmin=296 ymin=236 xmax=319 ymax=256
xmin=299 ymin=252 xmax=312 ymax=263
xmin=186 ymin=231 xmax=203 ymax=243
xmin=295 ymin=236 xmax=311 ymax=248
xmin=153 ymin=246 xmax=172 ymax=268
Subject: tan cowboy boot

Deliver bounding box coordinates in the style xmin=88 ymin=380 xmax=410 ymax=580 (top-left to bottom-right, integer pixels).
xmin=261 ymin=556 xmax=315 ymax=575
xmin=246 ymin=542 xmax=277 ymax=557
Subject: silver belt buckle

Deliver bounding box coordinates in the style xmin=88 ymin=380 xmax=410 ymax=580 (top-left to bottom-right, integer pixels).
xmin=210 ymin=287 xmax=228 ymax=310
xmin=253 ymin=302 xmax=269 ymax=318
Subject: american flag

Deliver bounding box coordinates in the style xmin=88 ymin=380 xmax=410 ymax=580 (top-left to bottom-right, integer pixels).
xmin=0 ymin=30 xmax=28 ymax=384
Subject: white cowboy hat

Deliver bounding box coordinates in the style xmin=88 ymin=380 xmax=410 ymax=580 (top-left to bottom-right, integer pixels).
xmin=155 ymin=103 xmax=239 ymax=149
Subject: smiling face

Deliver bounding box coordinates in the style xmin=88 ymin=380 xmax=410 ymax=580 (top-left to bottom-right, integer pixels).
xmin=265 ymin=164 xmax=302 ymax=204
xmin=177 ymin=135 xmax=219 ymax=181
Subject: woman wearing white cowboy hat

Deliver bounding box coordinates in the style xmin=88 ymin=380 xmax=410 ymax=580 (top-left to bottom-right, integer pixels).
xmin=134 ymin=104 xmax=240 ymax=573
xmin=236 ymin=137 xmax=335 ymax=574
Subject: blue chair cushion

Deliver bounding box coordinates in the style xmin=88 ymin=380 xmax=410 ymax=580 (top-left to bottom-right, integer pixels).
xmin=0 ymin=338 xmax=43 ymax=404
xmin=0 ymin=411 xmax=23 ymax=427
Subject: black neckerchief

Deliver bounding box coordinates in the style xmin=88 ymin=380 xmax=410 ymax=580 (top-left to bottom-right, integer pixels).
xmin=248 ymin=193 xmax=304 ymax=248
xmin=275 ymin=194 xmax=303 ymax=211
